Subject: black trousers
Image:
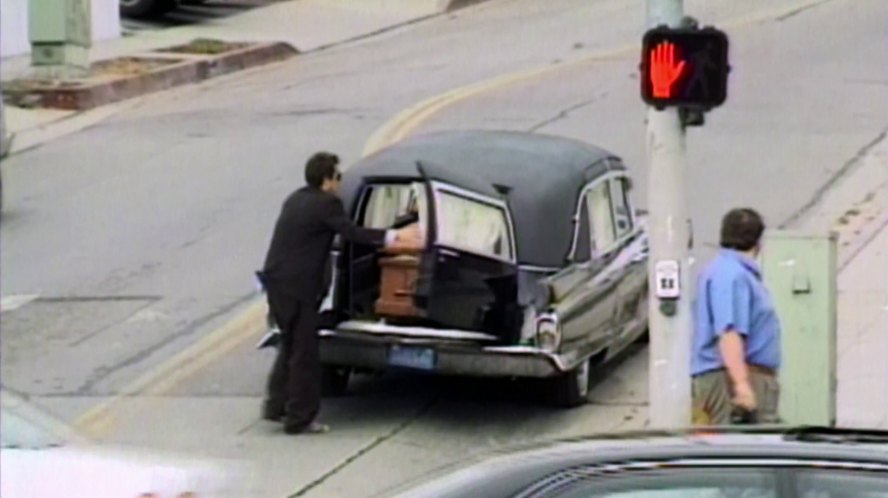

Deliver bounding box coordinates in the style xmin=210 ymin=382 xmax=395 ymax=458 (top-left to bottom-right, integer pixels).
xmin=266 ymin=294 xmax=321 ymax=429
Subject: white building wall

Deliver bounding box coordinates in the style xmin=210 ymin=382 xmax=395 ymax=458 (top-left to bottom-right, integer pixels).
xmin=1 ymin=0 xmax=121 ymax=58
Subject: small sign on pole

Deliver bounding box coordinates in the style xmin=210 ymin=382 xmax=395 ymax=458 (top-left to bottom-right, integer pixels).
xmin=654 ymin=259 xmax=681 ymax=300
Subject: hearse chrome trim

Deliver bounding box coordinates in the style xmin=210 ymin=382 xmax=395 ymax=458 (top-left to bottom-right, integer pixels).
xmin=319 ymin=328 xmax=577 ymax=377
xmin=518 ymin=264 xmax=560 ymax=273
xmin=535 ymin=311 xmax=561 ymax=353
xmin=332 ymin=320 xmax=499 ymax=342
xmin=481 ymin=346 xmax=568 ymax=371
xmin=319 ymin=250 xmax=340 ymax=312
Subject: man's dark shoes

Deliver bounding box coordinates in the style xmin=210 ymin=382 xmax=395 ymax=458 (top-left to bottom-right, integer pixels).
xmin=261 ymin=400 xmax=285 ymax=422
xmin=284 ymin=421 xmax=330 ymax=435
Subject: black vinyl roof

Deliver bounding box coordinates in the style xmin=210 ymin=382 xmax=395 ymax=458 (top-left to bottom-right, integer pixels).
xmin=342 ymin=130 xmax=624 ymax=267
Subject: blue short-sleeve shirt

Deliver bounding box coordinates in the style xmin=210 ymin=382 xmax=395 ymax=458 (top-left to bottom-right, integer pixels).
xmin=691 ymin=249 xmax=782 ymax=376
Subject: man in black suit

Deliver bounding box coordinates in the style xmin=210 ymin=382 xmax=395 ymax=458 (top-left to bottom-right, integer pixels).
xmin=261 ymin=152 xmax=422 ymax=434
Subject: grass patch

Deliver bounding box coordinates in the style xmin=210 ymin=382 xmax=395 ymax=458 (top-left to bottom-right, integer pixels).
xmin=92 ymin=57 xmax=178 ymax=77
xmin=159 ymin=38 xmax=250 ymax=55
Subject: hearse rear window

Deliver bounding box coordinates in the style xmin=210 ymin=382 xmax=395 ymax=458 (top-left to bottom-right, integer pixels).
xmin=435 ymin=190 xmax=513 ymax=261
xmin=360 ymin=183 xmax=425 ymax=229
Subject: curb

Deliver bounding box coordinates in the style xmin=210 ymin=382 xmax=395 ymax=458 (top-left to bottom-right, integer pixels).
xmin=0 ymin=0 xmax=500 ymax=153
xmin=198 ymin=42 xmax=297 ymax=80
xmin=5 ymin=102 xmax=132 ymax=157
xmin=6 ymin=42 xmax=298 ymax=111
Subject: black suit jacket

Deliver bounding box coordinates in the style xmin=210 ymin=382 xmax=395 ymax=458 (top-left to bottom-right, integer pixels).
xmin=263 ymin=186 xmax=386 ymax=301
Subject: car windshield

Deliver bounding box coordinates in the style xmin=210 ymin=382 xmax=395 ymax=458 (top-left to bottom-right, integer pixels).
xmin=532 ymin=468 xmax=776 ymax=498
xmin=797 ymin=469 xmax=888 ymax=498
xmin=523 ymin=466 xmax=888 ymax=498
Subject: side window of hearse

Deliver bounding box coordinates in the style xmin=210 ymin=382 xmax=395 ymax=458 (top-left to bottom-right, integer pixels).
xmin=610 ymin=177 xmax=633 ymax=238
xmin=585 ymin=182 xmax=616 ymax=253
xmin=573 ymin=200 xmax=592 ymax=262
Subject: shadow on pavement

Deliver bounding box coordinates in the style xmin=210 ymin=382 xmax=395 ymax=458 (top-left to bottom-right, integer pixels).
xmin=121 ymin=0 xmax=286 ymax=31
xmin=342 ymin=343 xmax=648 ymax=409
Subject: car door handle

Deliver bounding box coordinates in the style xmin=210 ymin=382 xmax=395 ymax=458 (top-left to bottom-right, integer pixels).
xmin=439 ymin=248 xmax=461 ymax=258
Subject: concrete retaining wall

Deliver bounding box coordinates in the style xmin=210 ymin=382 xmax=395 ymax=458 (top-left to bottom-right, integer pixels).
xmin=1 ymin=0 xmax=121 ymax=58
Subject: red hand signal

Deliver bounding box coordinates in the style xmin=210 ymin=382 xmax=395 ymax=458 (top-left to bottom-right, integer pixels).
xmin=650 ymin=41 xmax=686 ymax=98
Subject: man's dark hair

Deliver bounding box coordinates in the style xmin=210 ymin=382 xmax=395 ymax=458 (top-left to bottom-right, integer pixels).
xmin=720 ymin=208 xmax=765 ymax=251
xmin=305 ymin=152 xmax=339 ymax=188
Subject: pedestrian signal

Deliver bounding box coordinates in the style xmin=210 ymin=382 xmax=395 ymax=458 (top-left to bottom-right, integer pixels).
xmin=641 ymin=26 xmax=729 ymax=109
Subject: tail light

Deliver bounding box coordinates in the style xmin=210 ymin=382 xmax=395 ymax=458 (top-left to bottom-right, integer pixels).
xmin=535 ymin=312 xmax=561 ymax=353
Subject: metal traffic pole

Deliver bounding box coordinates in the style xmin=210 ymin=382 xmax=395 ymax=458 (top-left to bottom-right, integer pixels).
xmin=645 ymin=0 xmax=692 ymax=429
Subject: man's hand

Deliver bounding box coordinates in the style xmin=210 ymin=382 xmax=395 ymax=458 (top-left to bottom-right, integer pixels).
xmin=391 ymin=223 xmax=424 ymax=250
xmin=732 ymin=380 xmax=757 ymax=411
xmin=718 ymin=331 xmax=757 ymax=412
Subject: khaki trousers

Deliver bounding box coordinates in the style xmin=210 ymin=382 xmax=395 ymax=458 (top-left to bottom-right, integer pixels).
xmin=692 ymin=367 xmax=780 ymax=425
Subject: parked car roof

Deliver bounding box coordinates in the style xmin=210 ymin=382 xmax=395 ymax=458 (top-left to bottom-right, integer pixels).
xmin=343 ymin=130 xmax=625 ymax=267
xmin=382 ymin=426 xmax=888 ymax=498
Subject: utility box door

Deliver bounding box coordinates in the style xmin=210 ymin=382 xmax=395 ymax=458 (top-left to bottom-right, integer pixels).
xmin=28 ymin=0 xmax=91 ymax=46
xmin=29 ymin=0 xmax=67 ymax=43
xmin=762 ymin=231 xmax=837 ymax=426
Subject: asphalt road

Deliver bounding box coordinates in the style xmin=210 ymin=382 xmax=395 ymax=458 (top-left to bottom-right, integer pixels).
xmin=2 ymin=0 xmax=886 ymax=496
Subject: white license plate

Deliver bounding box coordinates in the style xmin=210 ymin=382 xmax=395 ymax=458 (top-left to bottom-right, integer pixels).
xmin=387 ymin=345 xmax=437 ymax=371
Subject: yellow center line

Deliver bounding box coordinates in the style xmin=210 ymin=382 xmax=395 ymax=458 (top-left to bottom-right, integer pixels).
xmin=362 ymin=44 xmax=636 ymax=157
xmin=73 ymin=301 xmax=266 ymax=437
xmin=71 ymin=0 xmax=831 ymax=440
xmin=362 ymin=0 xmax=835 ymax=155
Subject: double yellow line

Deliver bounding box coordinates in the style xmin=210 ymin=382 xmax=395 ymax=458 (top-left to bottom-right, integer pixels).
xmin=360 ymin=44 xmax=635 ymax=156
xmin=72 ymin=0 xmax=832 ymax=439
xmin=361 ymin=0 xmax=837 ymax=156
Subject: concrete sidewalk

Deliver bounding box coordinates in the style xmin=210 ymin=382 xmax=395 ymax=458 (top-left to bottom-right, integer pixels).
xmin=836 ymin=222 xmax=887 ymax=429
xmin=0 ymin=0 xmax=480 ymax=153
xmin=794 ymin=132 xmax=888 ymax=429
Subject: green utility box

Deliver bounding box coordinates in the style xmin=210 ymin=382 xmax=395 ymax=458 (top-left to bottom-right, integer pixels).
xmin=28 ymin=0 xmax=91 ymax=77
xmin=761 ymin=230 xmax=838 ymax=426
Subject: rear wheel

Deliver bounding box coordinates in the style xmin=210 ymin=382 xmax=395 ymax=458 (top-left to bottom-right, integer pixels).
xmin=321 ymin=365 xmax=351 ymax=397
xmin=551 ymin=357 xmax=591 ymax=408
xmin=120 ymin=0 xmax=177 ymax=18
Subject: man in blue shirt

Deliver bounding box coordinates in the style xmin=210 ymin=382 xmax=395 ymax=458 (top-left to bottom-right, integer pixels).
xmin=692 ymin=208 xmax=782 ymax=425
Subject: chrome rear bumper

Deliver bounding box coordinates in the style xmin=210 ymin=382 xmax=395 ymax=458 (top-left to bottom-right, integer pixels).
xmin=318 ymin=320 xmax=576 ymax=378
